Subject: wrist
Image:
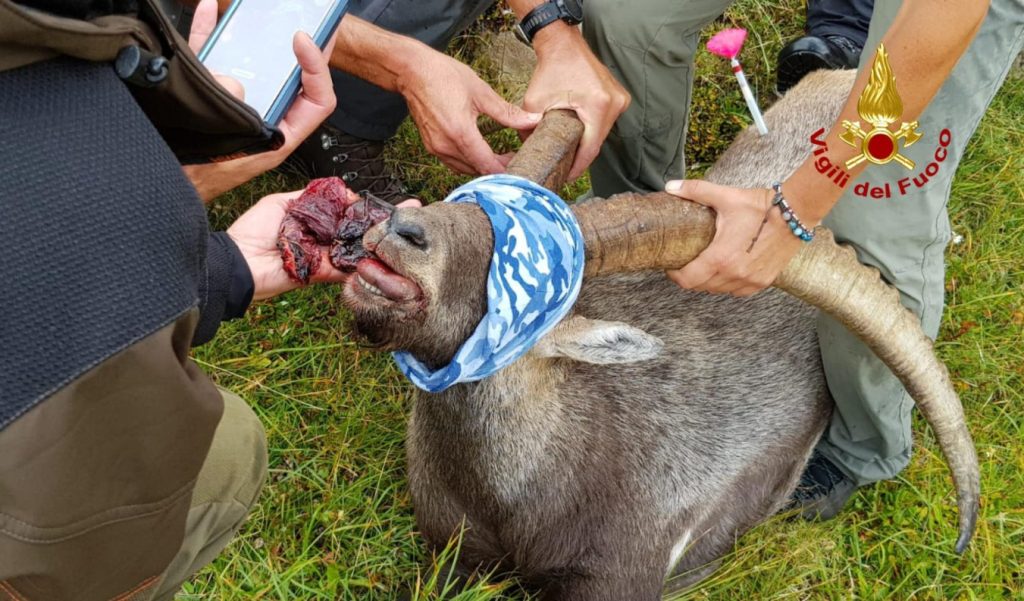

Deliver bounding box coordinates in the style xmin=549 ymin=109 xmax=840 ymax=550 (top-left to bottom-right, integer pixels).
xmin=769 ymin=182 xmax=815 ymax=243
xmin=393 ymin=39 xmax=441 ymax=96
xmin=531 ymin=20 xmax=582 ymax=55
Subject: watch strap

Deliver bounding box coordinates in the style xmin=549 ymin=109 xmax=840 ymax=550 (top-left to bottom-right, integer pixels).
xmin=518 ymin=2 xmax=562 ymax=43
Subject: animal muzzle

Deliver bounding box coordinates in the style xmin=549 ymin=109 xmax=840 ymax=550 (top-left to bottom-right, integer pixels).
xmin=348 ymin=219 xmax=422 ymax=304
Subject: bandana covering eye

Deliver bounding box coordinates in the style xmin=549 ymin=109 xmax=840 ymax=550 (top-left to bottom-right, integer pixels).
xmin=392 ymin=174 xmax=585 ymax=393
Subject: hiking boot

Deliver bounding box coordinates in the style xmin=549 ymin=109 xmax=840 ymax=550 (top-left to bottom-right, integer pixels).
xmin=286 ymin=123 xmax=408 ymax=205
xmin=788 ymin=450 xmax=857 ymax=520
xmin=776 ymin=34 xmax=863 ymax=94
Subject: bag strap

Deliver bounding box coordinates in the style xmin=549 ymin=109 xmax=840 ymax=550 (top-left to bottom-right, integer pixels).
xmin=0 ymin=0 xmax=158 ymax=71
xmin=0 ymin=0 xmax=285 ymax=164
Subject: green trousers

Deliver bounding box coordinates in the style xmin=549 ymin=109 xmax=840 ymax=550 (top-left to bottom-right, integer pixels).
xmin=584 ymin=0 xmax=1024 ymax=484
xmin=0 ymin=313 xmax=265 ymax=601
xmin=152 ymin=390 xmax=268 ymax=600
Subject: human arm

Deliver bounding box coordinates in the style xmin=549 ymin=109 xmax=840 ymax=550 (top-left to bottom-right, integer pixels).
xmin=194 ymin=191 xmax=421 ymax=344
xmin=182 ymin=0 xmax=339 ymax=201
xmin=192 ymin=192 xmax=332 ymax=344
xmin=664 ymin=0 xmax=989 ymax=296
xmin=328 ymin=14 xmax=542 ymax=174
xmin=509 ymin=0 xmax=630 ymax=180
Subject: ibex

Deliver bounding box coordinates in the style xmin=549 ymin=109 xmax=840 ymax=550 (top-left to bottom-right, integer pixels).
xmin=342 ymin=70 xmax=979 ymax=599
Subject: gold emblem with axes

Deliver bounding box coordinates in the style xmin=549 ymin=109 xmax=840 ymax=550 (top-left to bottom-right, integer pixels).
xmin=840 ymin=43 xmax=922 ymax=170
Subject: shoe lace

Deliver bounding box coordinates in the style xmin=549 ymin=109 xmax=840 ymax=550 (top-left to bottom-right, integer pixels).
xmin=313 ymin=130 xmax=407 ymax=202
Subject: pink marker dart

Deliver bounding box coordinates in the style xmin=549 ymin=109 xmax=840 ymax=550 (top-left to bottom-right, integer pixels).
xmin=707 ymin=28 xmax=768 ymax=135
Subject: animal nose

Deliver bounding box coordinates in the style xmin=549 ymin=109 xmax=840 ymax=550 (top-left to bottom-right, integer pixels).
xmin=390 ymin=213 xmax=428 ymax=250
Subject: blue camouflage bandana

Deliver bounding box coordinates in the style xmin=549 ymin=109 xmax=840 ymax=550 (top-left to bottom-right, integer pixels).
xmin=392 ymin=174 xmax=585 ymax=393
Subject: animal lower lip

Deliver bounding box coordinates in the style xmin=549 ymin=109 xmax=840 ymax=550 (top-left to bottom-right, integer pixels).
xmin=355 ymin=258 xmax=421 ymax=301
xmin=356 ymin=275 xmax=385 ymax=297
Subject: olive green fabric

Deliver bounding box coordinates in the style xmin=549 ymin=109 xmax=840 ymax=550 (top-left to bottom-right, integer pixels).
xmin=152 ymin=390 xmax=268 ymax=601
xmin=816 ymin=0 xmax=1024 ymax=484
xmin=582 ymin=0 xmax=733 ymax=197
xmin=0 ymin=0 xmax=151 ymax=70
xmin=0 ymin=313 xmax=268 ymax=601
xmin=584 ymin=0 xmax=1024 ymax=484
xmin=0 ymin=310 xmax=223 ymax=601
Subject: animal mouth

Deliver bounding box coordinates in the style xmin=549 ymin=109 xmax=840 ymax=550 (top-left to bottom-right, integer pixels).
xmin=351 ymin=256 xmax=421 ymax=303
xmin=341 ymin=235 xmax=425 ymax=349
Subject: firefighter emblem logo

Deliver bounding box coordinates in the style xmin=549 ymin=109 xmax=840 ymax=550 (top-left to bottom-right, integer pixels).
xmin=840 ymin=43 xmax=922 ymax=169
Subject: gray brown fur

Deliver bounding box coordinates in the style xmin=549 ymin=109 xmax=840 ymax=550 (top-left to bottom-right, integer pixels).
xmin=346 ymin=70 xmax=857 ymax=599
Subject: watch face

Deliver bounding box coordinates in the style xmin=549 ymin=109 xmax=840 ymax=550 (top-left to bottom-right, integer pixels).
xmin=560 ymin=0 xmax=584 ymax=22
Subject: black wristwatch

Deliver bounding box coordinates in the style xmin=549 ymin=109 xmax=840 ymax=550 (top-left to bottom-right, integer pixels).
xmin=515 ymin=0 xmax=583 ymax=45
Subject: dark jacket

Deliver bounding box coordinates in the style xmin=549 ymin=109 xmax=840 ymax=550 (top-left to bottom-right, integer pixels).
xmin=0 ymin=0 xmax=253 ymax=431
xmin=0 ymin=22 xmax=250 ymax=598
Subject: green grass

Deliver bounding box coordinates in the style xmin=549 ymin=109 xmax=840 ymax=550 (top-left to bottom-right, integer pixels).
xmin=187 ymin=3 xmax=1024 ymax=599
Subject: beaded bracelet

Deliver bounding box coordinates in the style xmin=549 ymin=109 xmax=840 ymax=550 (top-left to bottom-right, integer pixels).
xmin=746 ymin=182 xmax=814 ymax=253
xmin=771 ymin=182 xmax=814 ymax=242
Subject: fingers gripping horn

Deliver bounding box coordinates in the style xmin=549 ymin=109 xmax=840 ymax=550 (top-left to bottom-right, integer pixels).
xmin=505 ymin=109 xmax=979 ymax=553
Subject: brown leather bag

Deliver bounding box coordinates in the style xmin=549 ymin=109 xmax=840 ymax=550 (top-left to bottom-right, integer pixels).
xmin=0 ymin=0 xmax=285 ymax=163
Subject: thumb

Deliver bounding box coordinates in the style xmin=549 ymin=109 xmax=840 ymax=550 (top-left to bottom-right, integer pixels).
xmin=664 ymin=179 xmax=728 ymax=208
xmin=188 ymin=0 xmax=218 ymax=55
xmin=479 ymin=89 xmax=543 ymax=130
xmin=292 ymin=31 xmax=335 ymax=110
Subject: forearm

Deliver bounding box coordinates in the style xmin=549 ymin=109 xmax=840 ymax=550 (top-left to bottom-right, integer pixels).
xmin=213 ymin=0 xmax=425 ymax=88
xmin=183 ymin=153 xmax=277 ymax=202
xmin=327 ymin=0 xmax=586 ymax=87
xmin=329 ymin=14 xmax=430 ymax=94
xmin=784 ymin=0 xmax=989 ymax=223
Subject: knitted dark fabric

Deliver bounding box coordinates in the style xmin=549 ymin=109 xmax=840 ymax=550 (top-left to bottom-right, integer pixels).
xmin=195 ymin=232 xmax=255 ymax=345
xmin=0 ymin=58 xmax=209 ymax=430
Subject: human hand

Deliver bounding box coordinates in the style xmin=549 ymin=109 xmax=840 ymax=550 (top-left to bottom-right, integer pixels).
xmin=523 ymin=26 xmax=629 ymax=180
xmin=663 ymin=180 xmax=806 ymax=297
xmin=400 ymin=50 xmax=542 ymax=174
xmin=228 ymin=192 xmax=422 ymax=301
xmin=183 ymin=0 xmax=338 ymax=201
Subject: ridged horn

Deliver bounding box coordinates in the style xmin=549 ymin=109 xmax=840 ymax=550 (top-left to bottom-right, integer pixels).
xmin=505 ymin=103 xmax=979 ymax=553
xmin=506 ymin=109 xmax=584 ymax=190
xmin=574 ymin=194 xmax=978 ymax=553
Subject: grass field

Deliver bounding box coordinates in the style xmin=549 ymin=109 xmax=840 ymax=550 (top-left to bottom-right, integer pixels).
xmin=188 ymin=2 xmax=1024 ymax=599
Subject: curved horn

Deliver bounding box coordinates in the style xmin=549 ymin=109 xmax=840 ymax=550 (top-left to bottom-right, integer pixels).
xmin=575 ymin=194 xmax=978 ymax=553
xmin=506 ymin=94 xmax=978 ymax=552
xmin=506 ymin=109 xmax=584 ymax=190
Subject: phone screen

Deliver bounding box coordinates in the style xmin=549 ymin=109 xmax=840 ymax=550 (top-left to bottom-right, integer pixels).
xmin=200 ymin=0 xmax=341 ymax=121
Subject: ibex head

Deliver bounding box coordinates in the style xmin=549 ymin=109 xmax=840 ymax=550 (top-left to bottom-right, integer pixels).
xmin=344 ymin=196 xmax=666 ymax=373
xmin=344 ymin=202 xmax=493 ymax=368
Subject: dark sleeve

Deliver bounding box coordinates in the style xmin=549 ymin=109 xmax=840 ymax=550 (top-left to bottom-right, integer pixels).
xmin=193 ymin=232 xmax=255 ymax=346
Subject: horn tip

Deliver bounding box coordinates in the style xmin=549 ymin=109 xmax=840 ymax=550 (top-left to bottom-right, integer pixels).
xmin=954 ymin=505 xmax=978 ymax=554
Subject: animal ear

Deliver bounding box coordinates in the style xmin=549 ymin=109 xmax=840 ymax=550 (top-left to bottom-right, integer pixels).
xmin=533 ymin=316 xmax=663 ymax=364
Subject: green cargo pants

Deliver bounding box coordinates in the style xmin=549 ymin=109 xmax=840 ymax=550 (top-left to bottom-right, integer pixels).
xmin=152 ymin=390 xmax=268 ymax=600
xmin=817 ymin=0 xmax=1024 ymax=484
xmin=584 ymin=0 xmax=1024 ymax=484
xmin=0 ymin=384 xmax=265 ymax=601
xmin=0 ymin=314 xmax=266 ymax=601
